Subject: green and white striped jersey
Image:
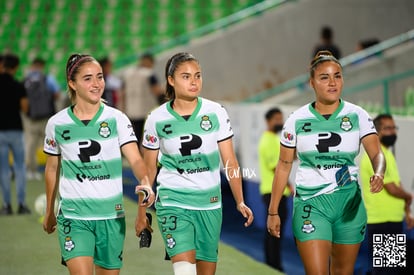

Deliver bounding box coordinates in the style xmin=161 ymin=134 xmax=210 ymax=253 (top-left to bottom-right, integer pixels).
xmin=281 ymin=100 xmax=376 ymax=200
xmin=44 ymin=103 xmax=137 ymax=220
xmin=142 ymin=97 xmax=233 ymax=210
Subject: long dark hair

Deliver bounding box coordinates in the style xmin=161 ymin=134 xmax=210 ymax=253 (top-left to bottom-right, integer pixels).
xmin=309 ymin=50 xmax=342 ymax=78
xmin=164 ymin=52 xmax=199 ymax=100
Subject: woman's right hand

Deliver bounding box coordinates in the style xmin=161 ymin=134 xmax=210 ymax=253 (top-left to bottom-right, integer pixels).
xmin=43 ymin=213 xmax=57 ymax=234
xmin=267 ymin=214 xmax=281 ymax=238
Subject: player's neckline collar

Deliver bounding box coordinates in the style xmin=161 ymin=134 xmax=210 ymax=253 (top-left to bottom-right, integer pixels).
xmin=167 ymin=97 xmax=202 ymax=122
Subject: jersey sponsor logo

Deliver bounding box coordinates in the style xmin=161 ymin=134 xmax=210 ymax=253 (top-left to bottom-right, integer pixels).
xmin=79 ymin=164 xmax=102 ymax=170
xmin=179 ymin=134 xmax=202 ymax=156
xmin=283 ymin=131 xmax=295 ymax=142
xmin=128 ymin=124 xmax=136 ymax=137
xmin=98 ymin=121 xmax=111 ymax=138
xmin=302 ymin=122 xmax=312 ymax=132
xmin=315 ymin=155 xmax=340 ymax=160
xmin=316 ymin=163 xmax=345 ymax=170
xmin=175 ymin=134 xmax=211 ymax=175
xmin=200 ymin=115 xmax=212 ymax=131
xmin=368 ymin=118 xmax=375 ymax=130
xmin=144 ymin=133 xmax=158 ymax=144
xmin=340 ymin=116 xmax=353 ymax=131
xmin=176 ymin=166 xmax=210 ymax=175
xmin=76 ymin=173 xmax=111 ymax=183
xmin=177 ymin=157 xmax=201 ymax=164
xmin=76 ymin=173 xmax=87 ymax=182
xmin=78 ymin=140 xmax=101 ymax=162
xmin=162 ymin=124 xmax=172 ymax=134
xmin=74 ymin=139 xmax=111 ymax=182
xmin=316 ymin=132 xmax=341 ymax=153
xmin=45 ymin=137 xmax=57 ymax=148
xmin=61 ymin=129 xmax=71 ymax=140
xmin=186 ymin=167 xmax=210 ymax=174
xmin=210 ymin=196 xmax=219 ymax=203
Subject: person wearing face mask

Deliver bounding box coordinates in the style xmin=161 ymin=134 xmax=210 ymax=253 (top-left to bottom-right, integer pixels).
xmin=258 ymin=107 xmax=292 ymax=272
xmin=360 ymin=113 xmax=414 ymax=275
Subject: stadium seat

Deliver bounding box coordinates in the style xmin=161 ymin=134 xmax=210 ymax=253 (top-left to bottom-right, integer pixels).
xmin=1 ymin=0 xmax=261 ymax=85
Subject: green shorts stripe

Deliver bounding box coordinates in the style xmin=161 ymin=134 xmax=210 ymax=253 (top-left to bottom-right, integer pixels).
xmin=292 ymin=182 xmax=367 ymax=244
xmin=57 ymin=215 xmax=126 ymax=269
xmin=156 ymin=205 xmax=222 ymax=262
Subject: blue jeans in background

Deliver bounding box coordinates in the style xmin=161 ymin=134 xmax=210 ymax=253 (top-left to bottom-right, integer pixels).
xmin=0 ymin=130 xmax=27 ymax=206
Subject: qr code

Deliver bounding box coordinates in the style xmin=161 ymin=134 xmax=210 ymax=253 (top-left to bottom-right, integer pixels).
xmin=372 ymin=234 xmax=406 ymax=267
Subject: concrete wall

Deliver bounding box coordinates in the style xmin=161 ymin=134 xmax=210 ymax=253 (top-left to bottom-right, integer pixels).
xmin=137 ymin=0 xmax=414 ymax=102
xmin=265 ymin=42 xmax=414 ymax=108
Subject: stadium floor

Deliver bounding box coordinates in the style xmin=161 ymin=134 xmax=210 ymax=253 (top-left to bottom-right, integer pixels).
xmin=123 ymin=169 xmax=413 ymax=275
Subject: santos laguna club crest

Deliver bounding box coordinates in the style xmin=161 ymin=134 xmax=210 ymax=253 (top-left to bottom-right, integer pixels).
xmin=340 ymin=116 xmax=353 ymax=131
xmin=200 ymin=115 xmax=212 ymax=131
xmin=99 ymin=121 xmax=111 ymax=138
xmin=301 ymin=220 xmax=315 ymax=234
xmin=64 ymin=236 xmax=75 ymax=251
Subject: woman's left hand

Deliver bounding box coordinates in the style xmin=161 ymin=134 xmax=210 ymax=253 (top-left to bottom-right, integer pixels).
xmin=237 ymin=202 xmax=254 ymax=227
xmin=135 ymin=185 xmax=156 ymax=207
xmin=135 ymin=213 xmax=153 ymax=237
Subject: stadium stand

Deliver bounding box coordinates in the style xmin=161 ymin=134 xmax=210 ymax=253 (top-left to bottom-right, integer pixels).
xmin=0 ymin=0 xmax=260 ymax=85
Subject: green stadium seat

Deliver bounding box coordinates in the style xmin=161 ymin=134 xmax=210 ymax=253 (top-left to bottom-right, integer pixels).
xmin=1 ymin=0 xmax=255 ymax=83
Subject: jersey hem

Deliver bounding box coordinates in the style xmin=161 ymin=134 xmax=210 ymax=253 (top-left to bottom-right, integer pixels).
xmin=120 ymin=140 xmax=138 ymax=148
xmin=218 ymin=134 xmax=234 ymax=143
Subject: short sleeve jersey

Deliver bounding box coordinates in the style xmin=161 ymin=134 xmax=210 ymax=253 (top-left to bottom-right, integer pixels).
xmin=43 ymin=104 xmax=137 ymax=220
xmin=360 ymin=145 xmax=404 ymax=223
xmin=280 ymin=100 xmax=376 ymax=200
xmin=142 ymin=97 xmax=233 ymax=210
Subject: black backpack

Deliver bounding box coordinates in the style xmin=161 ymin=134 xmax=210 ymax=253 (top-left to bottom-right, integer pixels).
xmin=24 ymin=73 xmax=55 ymax=119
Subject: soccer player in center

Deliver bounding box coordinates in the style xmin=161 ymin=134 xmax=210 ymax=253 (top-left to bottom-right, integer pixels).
xmin=138 ymin=52 xmax=254 ymax=275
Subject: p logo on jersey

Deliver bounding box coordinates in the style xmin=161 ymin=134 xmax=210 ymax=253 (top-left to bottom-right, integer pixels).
xmin=200 ymin=115 xmax=212 ymax=131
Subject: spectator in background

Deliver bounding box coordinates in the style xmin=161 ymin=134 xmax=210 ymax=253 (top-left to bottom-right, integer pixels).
xmin=360 ymin=113 xmax=414 ymax=275
xmin=0 ymin=53 xmax=31 ymax=215
xmin=120 ymin=53 xmax=164 ymax=144
xmin=356 ymin=38 xmax=380 ymax=52
xmin=0 ymin=54 xmax=4 ymax=73
xmin=23 ymin=57 xmax=60 ymax=180
xmin=352 ymin=38 xmax=381 ymax=65
xmin=98 ymin=56 xmax=122 ymax=108
xmin=313 ymin=26 xmax=342 ymax=59
xmin=258 ymin=107 xmax=292 ymax=272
